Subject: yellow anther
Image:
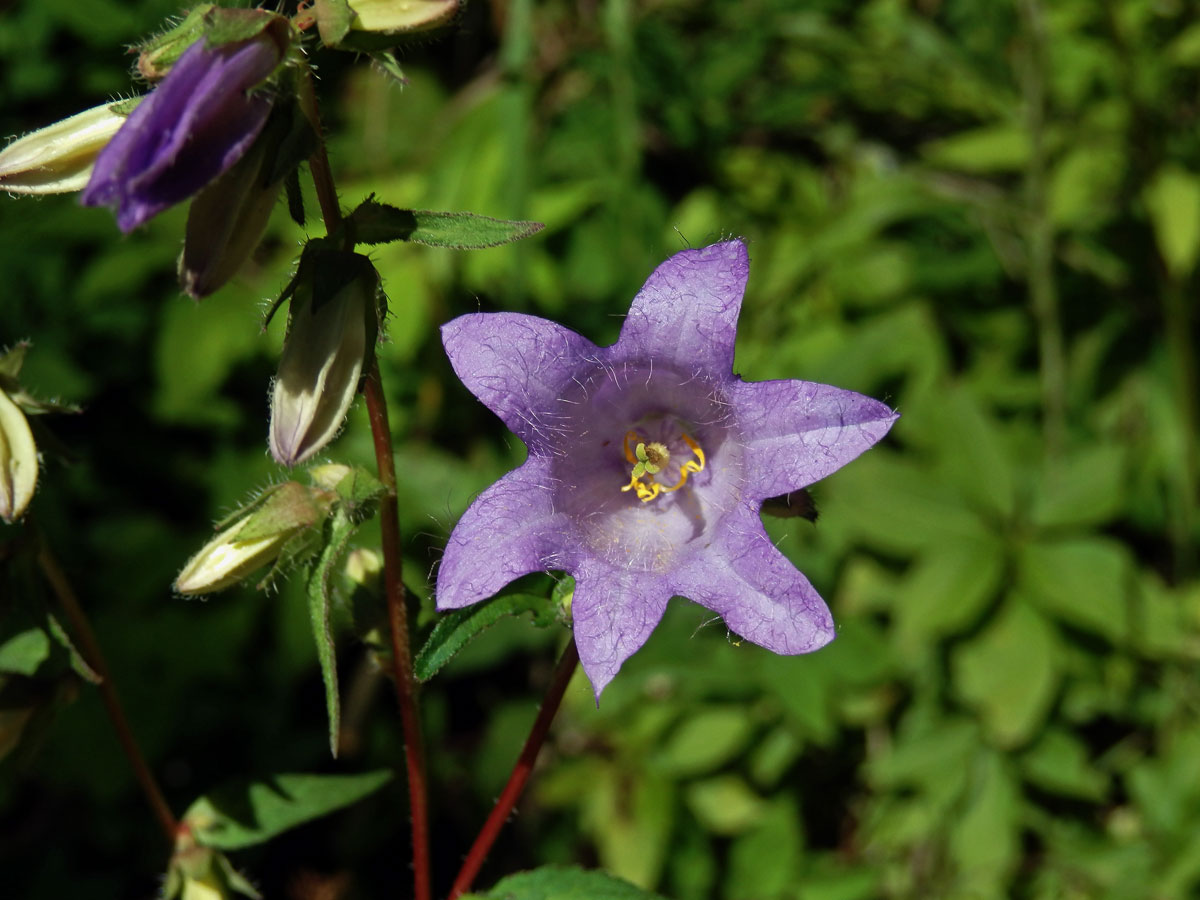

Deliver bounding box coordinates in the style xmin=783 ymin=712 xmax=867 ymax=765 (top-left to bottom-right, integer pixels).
xmin=619 ymin=429 xmax=706 ymax=503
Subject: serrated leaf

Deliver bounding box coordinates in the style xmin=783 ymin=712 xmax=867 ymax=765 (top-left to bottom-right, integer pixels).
xmin=183 ymin=770 xmax=392 ymax=850
xmin=482 ymin=865 xmax=668 ymax=900
xmin=415 ymin=592 xmax=550 ymax=682
xmin=307 ymin=510 xmax=357 ymax=756
xmin=346 ymin=199 xmax=544 ymax=249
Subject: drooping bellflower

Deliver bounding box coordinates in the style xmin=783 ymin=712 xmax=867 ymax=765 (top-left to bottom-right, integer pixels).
xmin=437 ymin=240 xmax=898 ymax=698
xmin=80 ymin=19 xmax=287 ymax=233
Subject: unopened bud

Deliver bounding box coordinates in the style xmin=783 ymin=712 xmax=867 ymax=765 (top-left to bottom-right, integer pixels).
xmin=166 ymin=828 xmax=259 ymax=900
xmin=0 ymin=388 xmax=37 ymax=524
xmin=269 ymin=250 xmax=380 ymax=467
xmin=175 ymin=481 xmax=332 ymax=594
xmin=349 ymin=0 xmax=459 ymax=34
xmin=314 ymin=0 xmax=459 ymax=50
xmin=0 ymin=102 xmax=132 ymax=195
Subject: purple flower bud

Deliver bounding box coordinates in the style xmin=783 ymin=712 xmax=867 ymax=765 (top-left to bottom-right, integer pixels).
xmin=437 ymin=240 xmax=899 ymax=699
xmin=80 ymin=20 xmax=288 ymax=233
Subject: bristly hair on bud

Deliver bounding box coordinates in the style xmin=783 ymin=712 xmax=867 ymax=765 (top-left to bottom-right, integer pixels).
xmin=0 ymin=102 xmax=135 ymax=195
xmin=80 ymin=11 xmax=291 ymax=232
xmin=269 ymin=246 xmax=383 ymax=467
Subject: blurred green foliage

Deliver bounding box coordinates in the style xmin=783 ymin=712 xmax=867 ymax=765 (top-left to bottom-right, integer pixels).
xmin=2 ymin=0 xmax=1200 ymax=898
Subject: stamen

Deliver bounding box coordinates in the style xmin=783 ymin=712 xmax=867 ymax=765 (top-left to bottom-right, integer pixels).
xmin=620 ymin=429 xmax=706 ymax=503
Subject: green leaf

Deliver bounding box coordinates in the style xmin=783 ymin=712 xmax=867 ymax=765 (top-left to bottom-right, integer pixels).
xmin=921 ymin=124 xmax=1031 ymax=174
xmin=183 ymin=770 xmax=392 ymax=850
xmin=1020 ymin=729 xmax=1108 ymax=801
xmin=346 ymin=199 xmax=544 ymax=249
xmin=1031 ymin=444 xmax=1127 ymax=530
xmin=0 ymin=628 xmax=50 ymax=676
xmin=685 ymin=775 xmax=765 ymax=835
xmin=894 ymin=533 xmax=1005 ymax=650
xmin=948 ymin=751 xmax=1020 ymax=889
xmin=480 ymin=866 xmax=667 ymax=900
xmin=724 ymin=797 xmax=802 ymax=899
xmin=658 ymin=705 xmax=755 ymax=777
xmin=415 ymin=591 xmax=551 ymax=682
xmin=1019 ymin=537 xmax=1131 ymax=643
xmin=953 ymin=597 xmax=1059 ymax=749
xmin=1144 ymin=164 xmax=1200 ymax=279
xmin=307 ymin=510 xmax=357 ymax=756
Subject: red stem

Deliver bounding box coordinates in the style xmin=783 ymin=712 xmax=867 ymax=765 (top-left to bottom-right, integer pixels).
xmin=449 ymin=639 xmax=580 ymax=899
xmin=364 ymin=364 xmax=432 ymax=900
xmin=37 ymin=541 xmax=179 ymax=843
xmin=300 ymin=59 xmax=430 ymax=900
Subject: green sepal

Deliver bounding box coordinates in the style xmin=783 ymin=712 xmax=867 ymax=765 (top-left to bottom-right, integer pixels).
xmin=285 ymin=168 xmax=305 ymax=226
xmin=313 ymin=0 xmax=355 ymax=48
xmin=343 ymin=198 xmax=545 ymax=249
xmin=234 ymin=481 xmax=331 ymax=542
xmin=203 ymin=7 xmax=291 ymax=49
xmin=479 ymin=866 xmax=669 ymax=900
xmin=107 ymin=97 xmax=142 ymax=117
xmin=371 ymin=50 xmax=407 ymax=86
xmin=136 ymin=4 xmax=215 ymax=79
xmin=0 ymin=341 xmax=29 ymax=380
xmin=415 ymin=589 xmax=556 ymax=682
xmin=181 ymin=770 xmax=392 ymax=850
xmin=307 ymin=509 xmax=358 ymax=756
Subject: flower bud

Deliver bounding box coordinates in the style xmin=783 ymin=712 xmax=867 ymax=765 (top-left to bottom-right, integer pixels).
xmin=313 ymin=0 xmax=459 ymax=50
xmin=165 ymin=828 xmax=259 ymax=900
xmin=0 ymin=388 xmax=37 ymax=524
xmin=175 ymin=481 xmax=332 ymax=594
xmin=0 ymin=102 xmax=131 ymax=195
xmin=348 ymin=0 xmax=459 ymax=35
xmin=269 ymin=250 xmax=380 ymax=467
xmin=81 ymin=12 xmax=291 ymax=233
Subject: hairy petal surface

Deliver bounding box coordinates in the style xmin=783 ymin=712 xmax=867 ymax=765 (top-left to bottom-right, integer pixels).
xmin=615 ymin=240 xmax=747 ymax=374
xmin=672 ymin=505 xmax=835 ymax=655
xmin=437 ymin=458 xmax=571 ymax=609
xmin=441 ymin=313 xmax=598 ymax=454
xmin=570 ymin=560 xmax=671 ymax=700
xmin=731 ymin=379 xmax=899 ymax=497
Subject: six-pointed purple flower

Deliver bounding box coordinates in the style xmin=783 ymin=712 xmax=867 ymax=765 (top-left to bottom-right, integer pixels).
xmin=437 ymin=240 xmax=898 ymax=699
xmin=80 ymin=30 xmax=284 ymax=233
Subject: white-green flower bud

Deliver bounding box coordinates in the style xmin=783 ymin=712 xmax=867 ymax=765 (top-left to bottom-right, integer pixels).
xmin=269 ymin=251 xmax=380 ymax=467
xmin=0 ymin=102 xmax=131 ymax=195
xmin=348 ymin=0 xmax=459 ymax=34
xmin=0 ymin=387 xmax=37 ymax=524
xmin=175 ymin=481 xmax=332 ymax=594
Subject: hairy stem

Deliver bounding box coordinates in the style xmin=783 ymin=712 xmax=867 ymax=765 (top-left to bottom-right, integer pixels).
xmin=297 ymin=63 xmax=342 ymax=233
xmin=365 ymin=364 xmax=431 ymax=900
xmin=449 ymin=639 xmax=580 ymax=900
xmin=37 ymin=540 xmax=178 ymax=843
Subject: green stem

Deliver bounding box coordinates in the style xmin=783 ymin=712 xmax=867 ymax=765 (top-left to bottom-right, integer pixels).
xmin=1018 ymin=0 xmax=1066 ymax=458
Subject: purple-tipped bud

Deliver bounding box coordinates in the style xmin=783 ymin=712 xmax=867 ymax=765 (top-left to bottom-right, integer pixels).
xmin=269 ymin=251 xmax=381 ymax=467
xmin=80 ymin=13 xmax=289 ymax=233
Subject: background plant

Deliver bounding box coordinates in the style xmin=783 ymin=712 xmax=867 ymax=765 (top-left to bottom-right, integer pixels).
xmin=2 ymin=1 xmax=1199 ymax=899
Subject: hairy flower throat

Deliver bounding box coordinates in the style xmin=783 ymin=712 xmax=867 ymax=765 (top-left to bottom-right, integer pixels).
xmin=620 ymin=429 xmax=706 ymax=503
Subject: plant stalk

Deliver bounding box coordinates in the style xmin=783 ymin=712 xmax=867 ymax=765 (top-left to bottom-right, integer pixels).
xmin=37 ymin=541 xmax=178 ymax=843
xmin=300 ymin=59 xmax=430 ymax=900
xmin=449 ymin=639 xmax=580 ymax=899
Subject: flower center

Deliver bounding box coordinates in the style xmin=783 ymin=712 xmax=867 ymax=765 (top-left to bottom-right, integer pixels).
xmin=620 ymin=429 xmax=706 ymax=503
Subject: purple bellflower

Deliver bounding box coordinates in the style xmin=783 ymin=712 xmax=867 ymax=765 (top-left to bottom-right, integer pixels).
xmin=437 ymin=240 xmax=898 ymax=699
xmin=80 ymin=28 xmax=285 ymax=233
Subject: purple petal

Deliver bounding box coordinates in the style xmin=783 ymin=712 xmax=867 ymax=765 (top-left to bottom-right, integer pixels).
xmin=730 ymin=379 xmax=898 ymax=497
xmin=570 ymin=559 xmax=671 ymax=700
xmin=81 ymin=37 xmax=279 ymax=232
xmin=436 ymin=458 xmax=571 ymax=609
xmin=671 ymin=506 xmax=835 ymax=655
xmin=613 ymin=240 xmax=748 ymax=374
xmin=441 ymin=313 xmax=598 ymax=454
